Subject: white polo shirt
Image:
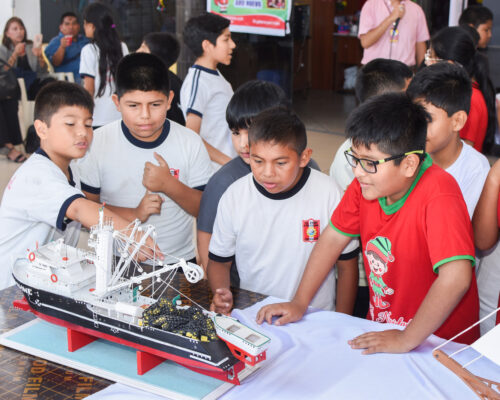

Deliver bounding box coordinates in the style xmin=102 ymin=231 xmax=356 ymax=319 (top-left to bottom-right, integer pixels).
xmin=0 ymin=149 xmax=84 ymax=289
xmin=78 ymin=119 xmax=213 ymax=263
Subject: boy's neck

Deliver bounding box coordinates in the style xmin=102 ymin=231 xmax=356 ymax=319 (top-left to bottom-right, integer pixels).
xmin=430 ymin=136 xmax=463 ymax=170
xmin=40 ymin=147 xmax=72 ymax=180
xmin=194 ymin=55 xmax=218 ymax=71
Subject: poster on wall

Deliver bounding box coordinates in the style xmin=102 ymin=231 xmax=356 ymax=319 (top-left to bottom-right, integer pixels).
xmin=207 ymin=0 xmax=292 ymax=37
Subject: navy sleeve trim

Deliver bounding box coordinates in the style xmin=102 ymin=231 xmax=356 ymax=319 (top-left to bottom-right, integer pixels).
xmin=80 ymin=73 xmax=94 ymax=79
xmin=208 ymin=252 xmax=235 ymax=263
xmin=338 ymin=246 xmax=360 ymax=261
xmin=186 ymin=108 xmax=203 ymax=118
xmin=188 ymin=69 xmax=201 ymax=110
xmin=57 ymin=194 xmax=85 ymax=231
xmin=193 ymin=184 xmax=206 ymax=191
xmin=81 ymin=182 xmax=100 ymax=195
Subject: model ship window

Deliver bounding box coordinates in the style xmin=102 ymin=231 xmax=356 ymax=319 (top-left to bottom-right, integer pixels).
xmin=227 ymin=324 xmax=240 ymax=333
xmin=245 ymin=334 xmax=260 ymax=344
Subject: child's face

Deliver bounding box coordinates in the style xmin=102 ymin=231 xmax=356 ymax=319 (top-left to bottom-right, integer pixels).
xmin=249 ymin=141 xmax=310 ymax=194
xmin=83 ymin=20 xmax=94 ymax=39
xmin=210 ymin=27 xmax=236 ymax=66
xmin=350 ymin=143 xmax=412 ymax=205
xmin=112 ymin=90 xmax=172 ymax=142
xmin=476 ymin=20 xmax=492 ymax=49
xmin=35 ymin=106 xmax=93 ymax=161
xmin=366 ymin=253 xmax=387 ymax=275
xmin=418 ymin=100 xmax=458 ymax=156
xmin=231 ymin=128 xmax=250 ymax=164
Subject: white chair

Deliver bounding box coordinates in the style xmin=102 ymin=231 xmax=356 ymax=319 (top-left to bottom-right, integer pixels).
xmin=49 ymin=72 xmax=75 ymax=82
xmin=17 ymin=78 xmax=34 ymax=141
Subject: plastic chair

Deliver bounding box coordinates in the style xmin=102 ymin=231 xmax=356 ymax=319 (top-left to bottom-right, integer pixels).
xmin=41 ymin=44 xmax=54 ymax=73
xmin=17 ymin=78 xmax=35 ymax=141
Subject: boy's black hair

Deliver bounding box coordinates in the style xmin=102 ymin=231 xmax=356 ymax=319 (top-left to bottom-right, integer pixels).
xmin=248 ymin=107 xmax=306 ymax=155
xmin=460 ymin=24 xmax=480 ymax=47
xmin=459 ymin=5 xmax=493 ymax=28
xmin=143 ymin=32 xmax=180 ymax=69
xmin=346 ymin=93 xmax=429 ymax=165
xmin=226 ymin=80 xmax=290 ymax=131
xmin=34 ymin=81 xmax=94 ymax=125
xmin=115 ymin=53 xmax=170 ymax=98
xmin=60 ymin=11 xmax=78 ymax=24
xmin=355 ymin=58 xmax=412 ymax=103
xmin=407 ymin=62 xmax=472 ymax=117
xmin=183 ymin=12 xmax=230 ymax=58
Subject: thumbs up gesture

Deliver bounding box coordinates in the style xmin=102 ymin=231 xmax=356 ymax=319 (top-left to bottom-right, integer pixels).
xmin=143 ymin=152 xmax=171 ymax=193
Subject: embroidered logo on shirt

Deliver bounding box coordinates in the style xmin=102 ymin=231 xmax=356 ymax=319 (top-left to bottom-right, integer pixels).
xmin=302 ymin=219 xmax=320 ymax=242
xmin=170 ymin=168 xmax=179 ymax=180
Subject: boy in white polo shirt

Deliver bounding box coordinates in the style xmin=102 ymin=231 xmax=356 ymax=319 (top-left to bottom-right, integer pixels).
xmin=78 ymin=53 xmax=213 ymax=265
xmin=208 ymin=108 xmax=359 ymax=314
xmin=180 ymin=12 xmax=236 ymax=166
xmin=0 ymin=81 xmax=152 ymax=290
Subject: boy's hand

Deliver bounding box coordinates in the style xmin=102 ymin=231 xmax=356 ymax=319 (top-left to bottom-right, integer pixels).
xmin=135 ymin=191 xmax=163 ymax=222
xmin=210 ymin=288 xmax=233 ymax=315
xmin=348 ymin=329 xmax=416 ymax=354
xmin=134 ymin=233 xmax=164 ymax=262
xmin=256 ymin=300 xmax=307 ymax=326
xmin=143 ymin=152 xmax=171 ymax=193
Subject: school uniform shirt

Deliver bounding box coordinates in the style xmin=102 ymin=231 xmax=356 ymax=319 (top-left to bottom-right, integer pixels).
xmin=358 ymin=0 xmax=429 ymax=66
xmin=180 ymin=65 xmax=237 ymax=159
xmin=79 ymin=42 xmax=129 ymax=127
xmin=78 ymin=119 xmax=213 ymax=264
xmin=446 ymin=141 xmax=490 ymax=218
xmin=331 ymin=155 xmax=480 ymax=344
xmin=0 ymin=149 xmax=84 ymax=290
xmin=460 ymin=83 xmax=488 ymax=152
xmin=44 ymin=33 xmax=89 ymax=83
xmin=209 ymin=167 xmax=360 ymax=311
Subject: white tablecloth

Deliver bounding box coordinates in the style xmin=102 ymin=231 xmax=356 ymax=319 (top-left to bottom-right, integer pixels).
xmin=89 ymin=297 xmax=500 ymax=399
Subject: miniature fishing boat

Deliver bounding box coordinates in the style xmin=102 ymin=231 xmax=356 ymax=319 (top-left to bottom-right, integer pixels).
xmin=12 ymin=207 xmax=269 ymax=384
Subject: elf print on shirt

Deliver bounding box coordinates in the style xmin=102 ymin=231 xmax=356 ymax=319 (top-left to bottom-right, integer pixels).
xmin=365 ymin=236 xmax=395 ymax=319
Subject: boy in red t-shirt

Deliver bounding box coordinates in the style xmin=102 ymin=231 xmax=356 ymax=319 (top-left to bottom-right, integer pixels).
xmin=257 ymin=92 xmax=480 ymax=353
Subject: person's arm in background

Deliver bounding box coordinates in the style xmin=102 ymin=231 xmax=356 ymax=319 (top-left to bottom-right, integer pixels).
xmin=336 ymin=256 xmax=359 ymax=315
xmin=185 ymin=113 xmax=231 ymax=165
xmin=82 ymin=76 xmax=95 ymax=97
xmin=359 ymin=4 xmax=404 ymax=49
xmin=473 ymin=159 xmax=500 ymax=250
xmin=415 ymin=41 xmax=426 ymax=66
xmin=51 ymin=36 xmax=71 ymax=66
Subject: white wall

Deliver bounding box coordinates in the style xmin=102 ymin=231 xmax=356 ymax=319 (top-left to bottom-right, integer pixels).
xmin=0 ymin=0 xmax=41 ymax=39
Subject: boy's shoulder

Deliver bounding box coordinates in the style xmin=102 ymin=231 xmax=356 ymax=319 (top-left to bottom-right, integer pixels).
xmin=207 ymin=157 xmax=250 ymax=189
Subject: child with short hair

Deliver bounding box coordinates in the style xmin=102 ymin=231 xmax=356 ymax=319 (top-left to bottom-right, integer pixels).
xmin=180 ymin=12 xmax=236 ymax=166
xmin=0 ymin=81 xmax=155 ymax=290
xmin=258 ymin=93 xmax=480 ymax=351
xmin=78 ymin=53 xmax=212 ymax=265
xmin=473 ymin=159 xmax=500 ymax=335
xmin=407 ymin=62 xmax=490 ymax=217
xmin=459 ymin=5 xmax=493 ymax=49
xmin=208 ymin=107 xmax=359 ymax=315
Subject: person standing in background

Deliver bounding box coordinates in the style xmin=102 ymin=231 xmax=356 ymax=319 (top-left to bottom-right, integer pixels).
xmin=358 ymin=0 xmax=429 ymax=68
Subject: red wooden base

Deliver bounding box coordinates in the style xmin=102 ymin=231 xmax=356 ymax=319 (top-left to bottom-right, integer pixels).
xmin=67 ymin=328 xmax=98 ymax=352
xmin=137 ymin=350 xmax=165 ymax=375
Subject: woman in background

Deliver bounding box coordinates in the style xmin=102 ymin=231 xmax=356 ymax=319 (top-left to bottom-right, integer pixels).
xmin=80 ymin=3 xmax=128 ymax=128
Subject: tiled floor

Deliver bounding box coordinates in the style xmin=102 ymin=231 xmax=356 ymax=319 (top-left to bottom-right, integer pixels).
xmin=0 ymin=89 xmax=354 ymax=195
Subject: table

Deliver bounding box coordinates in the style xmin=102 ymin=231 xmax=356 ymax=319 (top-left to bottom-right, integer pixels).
xmin=0 ymin=278 xmax=266 ymax=399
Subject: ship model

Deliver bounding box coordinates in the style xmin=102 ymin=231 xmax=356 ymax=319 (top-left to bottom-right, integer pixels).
xmin=12 ymin=208 xmax=270 ymax=384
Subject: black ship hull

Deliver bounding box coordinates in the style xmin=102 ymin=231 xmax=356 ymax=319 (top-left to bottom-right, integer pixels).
xmin=13 ymin=277 xmax=243 ymax=383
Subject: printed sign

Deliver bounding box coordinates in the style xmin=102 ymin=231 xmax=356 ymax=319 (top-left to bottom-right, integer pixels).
xmin=208 ymin=0 xmax=292 ymax=37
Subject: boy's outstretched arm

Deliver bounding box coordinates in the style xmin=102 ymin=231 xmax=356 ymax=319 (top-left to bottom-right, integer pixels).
xmin=473 ymin=158 xmax=500 ymax=250
xmin=83 ymin=190 xmax=163 ymax=223
xmin=256 ymin=225 xmax=352 ymax=326
xmin=336 ymin=256 xmax=359 ymax=315
xmin=207 ymin=258 xmax=232 ymax=314
xmin=197 ymin=230 xmax=211 ymax=274
xmin=349 ymin=259 xmax=472 ymax=354
xmin=185 ymin=114 xmax=231 ymax=165
xmin=142 ymin=152 xmax=202 ymax=217
xmin=66 ymin=197 xmax=163 ymax=261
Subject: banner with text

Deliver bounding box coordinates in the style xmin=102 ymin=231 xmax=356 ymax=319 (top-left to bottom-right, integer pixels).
xmin=207 ymin=0 xmax=292 ymax=37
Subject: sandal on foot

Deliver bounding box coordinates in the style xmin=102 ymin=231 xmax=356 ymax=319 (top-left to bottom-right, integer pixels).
xmin=7 ymin=149 xmax=27 ymax=163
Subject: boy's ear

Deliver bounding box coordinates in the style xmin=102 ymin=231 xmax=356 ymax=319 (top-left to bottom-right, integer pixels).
xmin=299 ymin=148 xmax=312 ymax=168
xmin=111 ymin=94 xmax=120 ymax=111
xmin=166 ymin=90 xmax=174 ymax=111
xmin=201 ymin=39 xmax=214 ymax=54
xmin=402 ymin=153 xmax=421 ymax=177
xmin=451 ymin=110 xmax=468 ymax=132
xmin=33 ymin=120 xmax=48 ymax=140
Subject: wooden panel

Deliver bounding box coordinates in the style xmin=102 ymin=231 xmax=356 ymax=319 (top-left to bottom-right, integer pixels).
xmin=310 ymin=0 xmax=335 ymax=90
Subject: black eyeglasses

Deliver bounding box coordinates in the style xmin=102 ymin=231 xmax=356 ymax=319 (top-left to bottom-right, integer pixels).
xmin=344 ymin=148 xmax=424 ymax=174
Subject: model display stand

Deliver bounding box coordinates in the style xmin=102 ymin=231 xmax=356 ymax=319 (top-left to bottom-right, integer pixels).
xmin=11 ymin=208 xmax=270 ymax=385
xmin=433 ymin=307 xmax=500 ymax=400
